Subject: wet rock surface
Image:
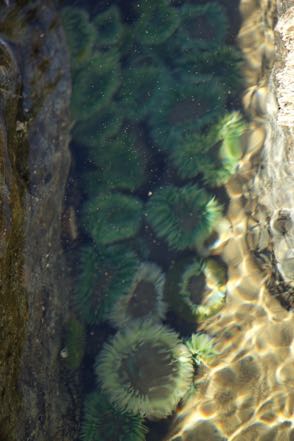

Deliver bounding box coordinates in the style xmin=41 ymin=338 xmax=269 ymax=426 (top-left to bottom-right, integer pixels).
xmin=0 ymin=2 xmax=78 ymax=440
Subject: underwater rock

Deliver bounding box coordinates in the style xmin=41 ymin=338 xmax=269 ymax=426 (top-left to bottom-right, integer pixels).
xmin=0 ymin=1 xmax=76 ymax=439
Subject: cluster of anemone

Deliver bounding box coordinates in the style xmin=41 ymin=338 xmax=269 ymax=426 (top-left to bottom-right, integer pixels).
xmin=75 ymin=244 xmax=139 ymax=325
xmin=61 ymin=7 xmax=96 ymax=65
xmin=82 ymin=192 xmax=143 ymax=246
xmin=109 ymin=262 xmax=167 ymax=328
xmin=81 ymin=392 xmax=147 ymax=441
xmin=96 ymin=320 xmax=193 ymax=419
xmin=149 ymin=77 xmax=225 ymax=152
xmin=134 ymin=0 xmax=180 ymax=46
xmin=71 ymin=51 xmax=121 ymax=121
xmin=179 ymin=259 xmax=227 ymax=322
xmin=93 ymin=5 xmax=124 ymax=48
xmin=146 ymin=184 xmax=222 ymax=251
xmin=64 ymin=317 xmax=86 ymax=370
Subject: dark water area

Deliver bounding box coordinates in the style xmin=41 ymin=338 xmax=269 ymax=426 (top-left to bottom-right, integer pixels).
xmin=57 ymin=0 xmax=246 ymax=439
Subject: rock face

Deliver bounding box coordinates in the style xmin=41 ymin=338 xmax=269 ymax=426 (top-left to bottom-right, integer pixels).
xmin=0 ymin=2 xmax=78 ymax=440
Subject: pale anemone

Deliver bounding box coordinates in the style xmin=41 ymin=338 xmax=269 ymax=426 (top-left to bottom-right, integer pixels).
xmin=93 ymin=5 xmax=124 ymax=48
xmin=185 ymin=333 xmax=218 ymax=366
xmin=81 ymin=392 xmax=147 ymax=441
xmin=109 ymin=262 xmax=167 ymax=328
xmin=180 ymin=259 xmax=227 ymax=322
xmin=96 ymin=321 xmax=194 ymax=419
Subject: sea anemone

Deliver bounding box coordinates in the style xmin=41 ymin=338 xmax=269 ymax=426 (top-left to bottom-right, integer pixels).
xmin=149 ymin=78 xmax=225 ymax=151
xmin=64 ymin=317 xmax=86 ymax=370
xmin=96 ymin=320 xmax=193 ymax=419
xmin=185 ymin=333 xmax=218 ymax=366
xmin=75 ymin=244 xmax=139 ymax=325
xmin=109 ymin=262 xmax=167 ymax=328
xmin=93 ymin=5 xmax=124 ymax=48
xmin=134 ymin=0 xmax=180 ymax=46
xmin=183 ymin=46 xmax=243 ymax=93
xmin=71 ymin=51 xmax=121 ymax=121
xmin=61 ymin=7 xmax=96 ymax=64
xmin=86 ymin=131 xmax=147 ymax=193
xmin=146 ymin=184 xmax=222 ymax=251
xmin=72 ymin=103 xmax=123 ymax=148
xmin=168 ymin=131 xmax=211 ymax=179
xmin=82 ymin=192 xmax=143 ymax=245
xmin=202 ymin=112 xmax=246 ymax=186
xmin=179 ymin=2 xmax=228 ymax=51
xmin=117 ymin=64 xmax=162 ymax=122
xmin=81 ymin=392 xmax=147 ymax=441
xmin=179 ymin=259 xmax=226 ymax=322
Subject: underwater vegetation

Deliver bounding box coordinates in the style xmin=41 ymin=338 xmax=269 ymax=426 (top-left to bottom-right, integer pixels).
xmin=64 ymin=317 xmax=86 ymax=370
xmin=61 ymin=7 xmax=95 ymax=65
xmin=96 ymin=320 xmax=193 ymax=419
xmin=146 ymin=184 xmax=222 ymax=251
xmin=75 ymin=244 xmax=139 ymax=325
xmin=185 ymin=333 xmax=218 ymax=366
xmin=109 ymin=262 xmax=167 ymax=328
xmin=82 ymin=192 xmax=143 ymax=245
xmin=81 ymin=392 xmax=147 ymax=441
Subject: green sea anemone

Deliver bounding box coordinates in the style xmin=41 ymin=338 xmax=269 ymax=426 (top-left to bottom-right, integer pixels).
xmin=202 ymin=112 xmax=246 ymax=186
xmin=183 ymin=46 xmax=243 ymax=93
xmin=96 ymin=321 xmax=193 ymax=419
xmin=75 ymin=244 xmax=139 ymax=325
xmin=146 ymin=185 xmax=222 ymax=251
xmin=93 ymin=5 xmax=124 ymax=48
xmin=185 ymin=333 xmax=218 ymax=366
xmin=81 ymin=392 xmax=147 ymax=441
xmin=149 ymin=78 xmax=225 ymax=151
xmin=168 ymin=131 xmax=211 ymax=179
xmin=179 ymin=259 xmax=226 ymax=322
xmin=109 ymin=262 xmax=167 ymax=328
xmin=71 ymin=51 xmax=121 ymax=121
xmin=179 ymin=2 xmax=228 ymax=51
xmin=64 ymin=317 xmax=86 ymax=370
xmin=82 ymin=192 xmax=143 ymax=245
xmin=117 ymin=65 xmax=162 ymax=122
xmin=134 ymin=0 xmax=180 ymax=46
xmin=72 ymin=103 xmax=123 ymax=148
xmin=61 ymin=7 xmax=96 ymax=64
xmin=87 ymin=131 xmax=147 ymax=193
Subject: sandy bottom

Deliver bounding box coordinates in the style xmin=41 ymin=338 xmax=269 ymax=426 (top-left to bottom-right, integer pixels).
xmin=165 ymin=1 xmax=294 ymax=440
